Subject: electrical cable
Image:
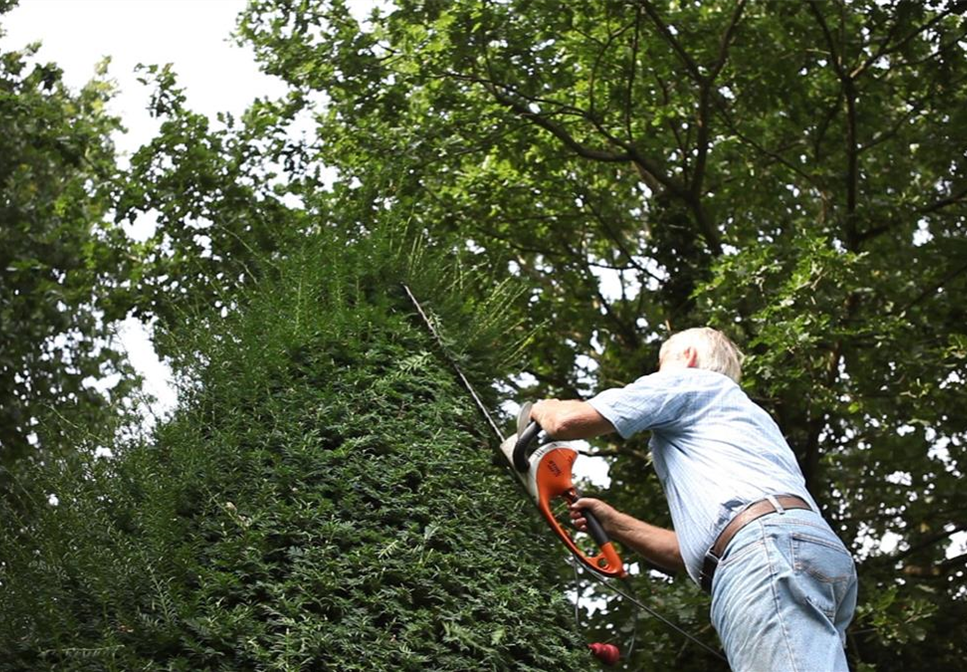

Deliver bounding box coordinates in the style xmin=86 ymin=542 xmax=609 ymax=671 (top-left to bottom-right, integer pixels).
xmin=574 ymin=561 xmax=727 ymax=663
xmin=570 ymin=556 xmax=639 ymax=664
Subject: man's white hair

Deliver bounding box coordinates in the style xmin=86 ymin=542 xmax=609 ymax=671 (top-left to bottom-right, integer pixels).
xmin=659 ymin=327 xmax=744 ymax=383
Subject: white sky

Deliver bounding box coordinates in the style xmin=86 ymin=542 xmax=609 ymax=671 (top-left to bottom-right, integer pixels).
xmin=1 ymin=0 xmax=287 ymax=158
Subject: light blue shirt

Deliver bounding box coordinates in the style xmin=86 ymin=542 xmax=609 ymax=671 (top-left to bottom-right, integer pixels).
xmin=588 ymin=368 xmax=818 ymax=586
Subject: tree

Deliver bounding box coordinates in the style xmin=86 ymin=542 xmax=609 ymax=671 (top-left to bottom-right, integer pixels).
xmin=113 ymin=62 xmax=310 ymax=358
xmin=232 ymin=1 xmax=967 ymax=669
xmin=0 ymin=229 xmax=592 ymax=670
xmin=0 ymin=8 xmax=136 ymax=486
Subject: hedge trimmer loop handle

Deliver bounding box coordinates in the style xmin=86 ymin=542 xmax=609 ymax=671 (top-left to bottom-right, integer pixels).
xmin=512 ymin=419 xmax=543 ymax=472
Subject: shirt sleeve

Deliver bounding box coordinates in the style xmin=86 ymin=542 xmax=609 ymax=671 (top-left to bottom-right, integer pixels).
xmin=587 ymin=371 xmax=695 ymax=439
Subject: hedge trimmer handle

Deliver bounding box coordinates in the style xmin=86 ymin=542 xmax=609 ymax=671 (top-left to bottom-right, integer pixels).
xmin=512 ymin=419 xmax=543 ymax=472
xmin=513 ymin=415 xmax=626 ymax=579
xmin=580 ymin=502 xmax=612 ymax=549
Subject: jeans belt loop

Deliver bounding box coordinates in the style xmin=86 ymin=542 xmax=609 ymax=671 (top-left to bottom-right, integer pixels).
xmin=700 ymin=549 xmax=720 ymax=593
xmin=765 ymin=494 xmax=784 ymax=514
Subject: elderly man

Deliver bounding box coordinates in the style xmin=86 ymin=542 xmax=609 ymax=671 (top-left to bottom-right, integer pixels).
xmin=530 ymin=327 xmax=857 ymax=672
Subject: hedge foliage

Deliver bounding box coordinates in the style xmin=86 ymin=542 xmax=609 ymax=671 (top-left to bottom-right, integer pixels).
xmin=0 ymin=232 xmax=589 ymax=670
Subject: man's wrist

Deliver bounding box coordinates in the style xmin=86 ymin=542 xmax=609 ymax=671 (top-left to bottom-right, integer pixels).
xmin=600 ymin=509 xmax=631 ymax=540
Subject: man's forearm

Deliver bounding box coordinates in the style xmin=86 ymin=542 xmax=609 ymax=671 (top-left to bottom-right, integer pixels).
xmin=530 ymin=399 xmax=615 ymax=440
xmin=603 ymin=510 xmax=684 ymax=574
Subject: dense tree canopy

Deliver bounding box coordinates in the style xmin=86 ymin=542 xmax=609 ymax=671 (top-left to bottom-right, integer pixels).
xmin=0 ymin=11 xmax=135 ymax=484
xmin=1 ymin=0 xmax=965 ymax=670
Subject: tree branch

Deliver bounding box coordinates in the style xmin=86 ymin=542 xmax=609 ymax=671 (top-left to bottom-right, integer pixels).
xmin=581 ymin=198 xmax=659 ymax=281
xmin=560 ymin=236 xmax=642 ymax=350
xmin=851 ymin=3 xmax=967 ymax=79
xmin=843 ymin=84 xmax=859 ymax=240
xmin=887 ymin=27 xmax=967 ymax=70
xmin=637 ymin=0 xmax=703 ymax=80
xmin=921 ymin=184 xmax=967 ymax=215
xmin=654 ymin=71 xmax=689 ymax=171
xmin=890 ymin=525 xmax=967 ymax=565
xmin=487 ymin=85 xmax=631 ymax=163
xmin=808 ymin=0 xmax=860 ymax=248
xmin=715 ymin=98 xmax=824 ymax=194
xmin=808 ymin=1 xmax=847 ymax=79
xmin=709 ymin=0 xmax=747 ymax=82
xmin=692 ymin=0 xmax=747 ymax=198
xmin=848 ymin=2 xmax=905 ymax=80
xmin=901 ymin=259 xmax=967 ymax=311
xmin=625 ymin=6 xmax=644 ymax=143
xmin=813 ymin=91 xmax=844 ymax=165
xmin=588 ymin=18 xmax=638 ymax=128
xmin=479 ymin=78 xmax=687 ymax=201
xmin=588 ymin=445 xmax=653 ymax=464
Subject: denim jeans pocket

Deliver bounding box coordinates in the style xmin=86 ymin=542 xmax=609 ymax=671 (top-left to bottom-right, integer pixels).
xmin=790 ymin=532 xmax=856 ymax=618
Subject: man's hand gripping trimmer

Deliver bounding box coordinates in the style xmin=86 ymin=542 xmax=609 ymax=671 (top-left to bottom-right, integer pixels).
xmin=501 ymin=402 xmax=626 ymax=579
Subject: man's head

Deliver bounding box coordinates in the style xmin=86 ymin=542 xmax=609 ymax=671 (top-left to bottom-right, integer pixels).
xmin=658 ymin=327 xmax=744 ymax=383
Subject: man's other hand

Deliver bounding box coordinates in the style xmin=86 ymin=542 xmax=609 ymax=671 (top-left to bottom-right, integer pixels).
xmin=569 ymin=497 xmax=618 ymax=534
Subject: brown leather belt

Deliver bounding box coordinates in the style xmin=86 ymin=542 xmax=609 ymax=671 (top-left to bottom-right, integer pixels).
xmin=699 ymin=495 xmax=812 ymax=594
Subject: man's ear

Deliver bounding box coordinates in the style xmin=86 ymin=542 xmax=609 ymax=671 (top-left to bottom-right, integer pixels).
xmin=682 ymin=346 xmax=699 ymax=368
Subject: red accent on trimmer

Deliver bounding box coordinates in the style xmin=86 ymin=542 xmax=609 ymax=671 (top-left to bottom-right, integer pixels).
xmin=589 ymin=642 xmax=621 ymax=666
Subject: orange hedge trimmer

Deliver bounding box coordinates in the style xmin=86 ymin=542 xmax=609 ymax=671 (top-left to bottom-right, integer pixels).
xmin=402 ymin=285 xmax=627 ymax=665
xmin=500 ymin=400 xmax=626 ymax=579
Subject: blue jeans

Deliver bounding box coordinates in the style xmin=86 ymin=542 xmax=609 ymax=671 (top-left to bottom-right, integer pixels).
xmin=709 ymin=508 xmax=858 ymax=671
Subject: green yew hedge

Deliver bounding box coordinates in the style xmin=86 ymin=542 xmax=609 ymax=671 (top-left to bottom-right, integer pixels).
xmin=0 ymin=233 xmax=588 ymax=670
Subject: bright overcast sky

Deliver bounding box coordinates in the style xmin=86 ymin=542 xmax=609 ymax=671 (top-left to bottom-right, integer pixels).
xmin=1 ymin=0 xmax=288 ymax=157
